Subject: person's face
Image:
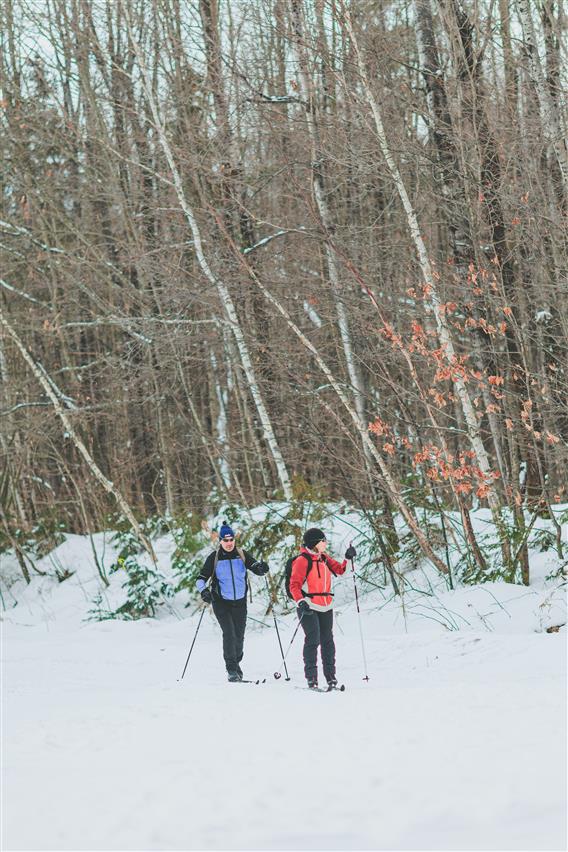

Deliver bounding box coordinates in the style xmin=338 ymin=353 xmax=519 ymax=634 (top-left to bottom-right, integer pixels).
xmin=315 ymin=539 xmax=328 ymax=554
xmin=220 ymin=535 xmax=235 ymax=551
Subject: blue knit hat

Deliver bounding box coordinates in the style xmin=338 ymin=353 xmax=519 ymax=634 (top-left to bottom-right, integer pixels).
xmin=219 ymin=521 xmax=235 ymax=539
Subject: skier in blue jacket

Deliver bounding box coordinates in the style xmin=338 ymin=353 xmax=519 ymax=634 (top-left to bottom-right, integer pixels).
xmin=196 ymin=522 xmax=269 ymax=681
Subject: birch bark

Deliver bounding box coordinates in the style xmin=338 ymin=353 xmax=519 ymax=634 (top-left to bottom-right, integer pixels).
xmin=413 ymin=0 xmax=508 ymax=487
xmin=0 ymin=308 xmax=157 ymax=563
xmin=214 ymin=222 xmax=450 ymax=574
xmin=124 ymin=12 xmax=293 ymax=500
xmin=339 ymin=6 xmax=508 ymax=544
xmin=517 ymin=0 xmax=568 ymax=195
xmin=253 ymin=268 xmax=450 ymax=574
xmin=288 ymin=0 xmax=373 ymax=472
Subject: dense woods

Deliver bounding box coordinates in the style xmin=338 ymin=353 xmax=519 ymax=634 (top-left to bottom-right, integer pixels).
xmin=1 ymin=0 xmax=567 ymax=582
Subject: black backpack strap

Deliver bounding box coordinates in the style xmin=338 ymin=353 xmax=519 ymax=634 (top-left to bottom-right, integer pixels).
xmin=291 ymin=552 xmax=313 ymax=572
xmin=236 ymin=548 xmax=252 ymax=601
xmin=304 ymin=591 xmax=334 ymax=597
xmin=303 ymin=552 xmax=313 ymax=573
xmin=303 ymin=555 xmax=336 ymax=596
xmin=287 ymin=552 xmax=315 ymax=600
xmin=204 ymin=548 xmax=220 ymax=596
xmin=323 ymin=555 xmax=337 ymax=577
xmin=299 ymin=552 xmax=315 ymax=598
xmin=291 ymin=552 xmax=312 ymax=599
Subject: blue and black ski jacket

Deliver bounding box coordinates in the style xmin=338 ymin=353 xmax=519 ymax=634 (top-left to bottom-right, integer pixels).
xmin=196 ymin=547 xmax=267 ymax=603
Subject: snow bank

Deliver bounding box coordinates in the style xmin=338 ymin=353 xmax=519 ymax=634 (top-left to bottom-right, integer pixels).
xmin=1 ymin=505 xmax=566 ymax=850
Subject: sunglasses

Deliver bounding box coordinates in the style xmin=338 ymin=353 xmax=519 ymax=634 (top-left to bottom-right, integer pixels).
xmin=222 ymin=536 xmax=235 ymax=542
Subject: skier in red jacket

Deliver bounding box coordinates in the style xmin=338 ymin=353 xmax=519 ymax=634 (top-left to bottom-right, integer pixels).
xmin=289 ymin=527 xmax=355 ymax=689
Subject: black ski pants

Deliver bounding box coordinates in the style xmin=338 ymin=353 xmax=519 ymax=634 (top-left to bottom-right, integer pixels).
xmin=299 ymin=607 xmax=336 ymax=683
xmin=212 ymin=597 xmax=247 ymax=674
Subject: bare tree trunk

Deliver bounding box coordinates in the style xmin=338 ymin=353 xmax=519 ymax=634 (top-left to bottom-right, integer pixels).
xmin=215 ymin=219 xmax=450 ymax=574
xmin=0 ymin=333 xmax=28 ymax=526
xmin=517 ymin=0 xmax=568 ymax=197
xmin=288 ymin=0 xmax=374 ymax=479
xmin=2 ymin=0 xmax=566 ymax=555
xmin=338 ymin=4 xmax=511 ymax=564
xmin=0 ymin=308 xmax=157 ymax=562
xmin=124 ymin=10 xmax=293 ymax=500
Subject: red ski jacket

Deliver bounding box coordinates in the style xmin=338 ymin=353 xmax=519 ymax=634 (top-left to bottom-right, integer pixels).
xmin=290 ymin=547 xmax=347 ymax=612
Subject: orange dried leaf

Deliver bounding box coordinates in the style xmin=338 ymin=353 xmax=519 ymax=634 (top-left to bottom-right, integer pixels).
xmin=456 ymin=482 xmax=473 ymax=494
xmin=369 ymin=417 xmax=389 ymax=437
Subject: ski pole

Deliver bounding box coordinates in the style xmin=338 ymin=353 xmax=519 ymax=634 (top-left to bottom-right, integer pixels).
xmin=273 ymin=612 xmax=305 ymax=680
xmin=349 ymin=542 xmax=369 ymax=682
xmin=179 ymin=606 xmax=206 ymax=680
xmin=265 ymin=575 xmax=289 ymax=680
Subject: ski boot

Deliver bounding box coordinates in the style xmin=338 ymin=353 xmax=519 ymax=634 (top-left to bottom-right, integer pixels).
xmin=227 ymin=670 xmax=241 ymax=682
xmin=307 ymin=677 xmax=318 ymax=690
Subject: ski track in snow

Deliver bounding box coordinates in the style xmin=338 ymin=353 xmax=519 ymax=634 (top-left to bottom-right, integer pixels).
xmin=3 ymin=613 xmax=566 ymax=851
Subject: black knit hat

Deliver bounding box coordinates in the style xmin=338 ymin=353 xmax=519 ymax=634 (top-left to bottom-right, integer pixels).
xmin=303 ymin=527 xmax=326 ymax=550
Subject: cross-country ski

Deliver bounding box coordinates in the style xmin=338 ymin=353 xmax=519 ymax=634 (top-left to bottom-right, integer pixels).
xmin=295 ymin=684 xmax=346 ymax=693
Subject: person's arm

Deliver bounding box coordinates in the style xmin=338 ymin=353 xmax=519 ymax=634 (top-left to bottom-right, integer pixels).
xmin=243 ymin=551 xmax=269 ymax=575
xmin=324 ymin=553 xmax=348 ymax=576
xmin=196 ymin=551 xmax=215 ymax=592
xmin=289 ymin=554 xmax=310 ymax=602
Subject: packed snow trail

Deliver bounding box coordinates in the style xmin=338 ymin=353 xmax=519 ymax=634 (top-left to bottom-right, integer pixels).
xmin=3 ymin=611 xmax=566 ymax=851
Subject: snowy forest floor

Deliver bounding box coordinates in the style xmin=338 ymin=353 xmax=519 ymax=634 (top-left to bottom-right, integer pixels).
xmin=1 ymin=509 xmax=567 ymax=851
xmin=3 ymin=612 xmax=566 ymax=851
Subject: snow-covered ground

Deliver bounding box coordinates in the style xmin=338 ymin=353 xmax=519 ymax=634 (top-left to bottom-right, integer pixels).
xmin=1 ymin=513 xmax=566 ymax=851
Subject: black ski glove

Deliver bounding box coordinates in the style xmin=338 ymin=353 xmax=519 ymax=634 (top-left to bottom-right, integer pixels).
xmin=345 ymin=545 xmax=357 ymax=560
xmin=297 ymin=599 xmax=310 ymax=618
xmin=250 ymin=559 xmax=269 ymax=575
xmin=201 ymin=588 xmax=213 ymax=604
